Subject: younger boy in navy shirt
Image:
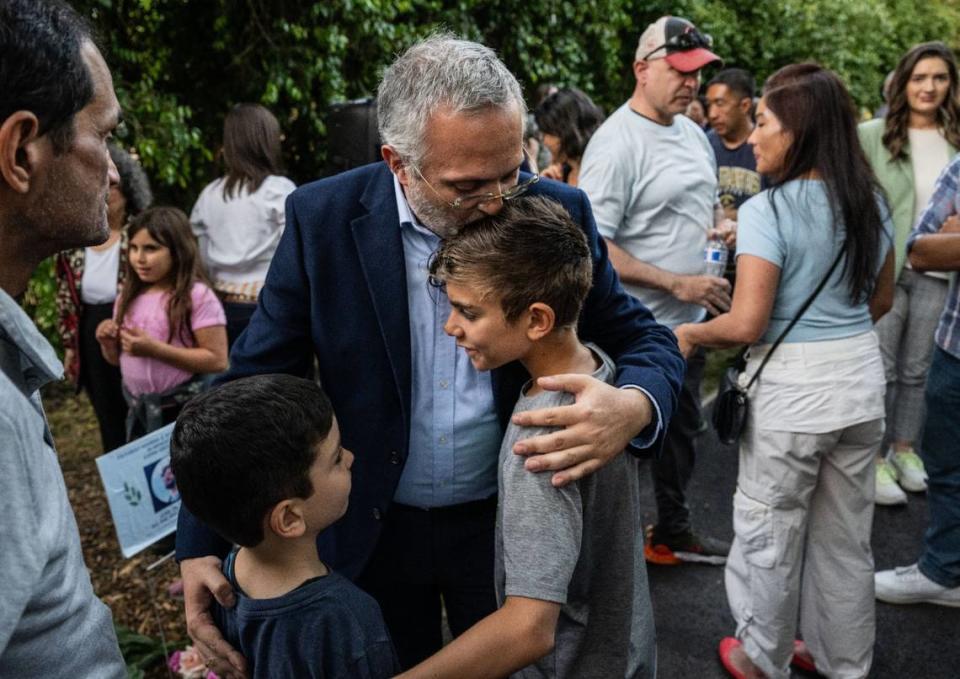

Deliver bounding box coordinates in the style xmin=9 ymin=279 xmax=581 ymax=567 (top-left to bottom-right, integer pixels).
xmin=171 ymin=374 xmax=398 ymax=678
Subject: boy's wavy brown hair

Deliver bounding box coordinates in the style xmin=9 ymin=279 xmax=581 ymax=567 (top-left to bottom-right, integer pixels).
xmin=429 ymin=196 xmax=592 ymax=329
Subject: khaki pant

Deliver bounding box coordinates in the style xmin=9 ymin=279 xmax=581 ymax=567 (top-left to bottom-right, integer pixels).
xmin=726 ymin=418 xmax=884 ymax=679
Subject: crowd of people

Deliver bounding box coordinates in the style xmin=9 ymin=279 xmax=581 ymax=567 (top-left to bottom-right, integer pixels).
xmin=2 ymin=1 xmax=959 ymax=678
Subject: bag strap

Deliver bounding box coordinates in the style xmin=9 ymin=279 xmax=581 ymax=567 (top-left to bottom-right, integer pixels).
xmin=742 ymin=246 xmax=845 ymax=390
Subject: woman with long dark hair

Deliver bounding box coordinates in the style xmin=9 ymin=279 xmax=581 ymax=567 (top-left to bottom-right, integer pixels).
xmin=675 ymin=64 xmax=895 ymax=678
xmin=859 ymin=42 xmax=960 ymax=506
xmin=534 ymin=87 xmax=604 ymax=187
xmin=190 ymin=104 xmax=295 ymax=347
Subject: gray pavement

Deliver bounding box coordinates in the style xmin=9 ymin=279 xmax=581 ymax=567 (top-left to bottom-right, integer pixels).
xmin=640 ymin=412 xmax=960 ymax=678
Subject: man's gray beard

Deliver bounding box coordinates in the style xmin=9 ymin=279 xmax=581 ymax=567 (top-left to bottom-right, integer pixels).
xmin=405 ymin=179 xmax=477 ymax=240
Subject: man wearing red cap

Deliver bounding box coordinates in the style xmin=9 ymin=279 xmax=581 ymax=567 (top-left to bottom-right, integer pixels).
xmin=579 ymin=15 xmax=731 ymax=566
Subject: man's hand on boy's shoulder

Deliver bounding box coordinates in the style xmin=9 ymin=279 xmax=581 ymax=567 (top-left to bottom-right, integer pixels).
xmin=181 ymin=556 xmax=249 ymax=679
xmin=510 ymin=375 xmax=652 ymax=487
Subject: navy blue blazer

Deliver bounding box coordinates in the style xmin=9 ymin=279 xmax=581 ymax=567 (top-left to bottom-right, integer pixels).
xmin=177 ymin=162 xmax=684 ymax=578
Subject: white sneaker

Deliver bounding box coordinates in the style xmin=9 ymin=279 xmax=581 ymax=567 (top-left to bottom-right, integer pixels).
xmin=875 ymin=563 xmax=960 ymax=607
xmin=875 ymin=459 xmax=907 ymax=506
xmin=891 ymin=449 xmax=927 ymax=492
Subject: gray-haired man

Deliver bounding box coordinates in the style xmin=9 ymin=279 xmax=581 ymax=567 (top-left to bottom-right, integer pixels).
xmin=178 ymin=34 xmax=684 ymax=676
xmin=0 ymin=0 xmax=124 ymax=675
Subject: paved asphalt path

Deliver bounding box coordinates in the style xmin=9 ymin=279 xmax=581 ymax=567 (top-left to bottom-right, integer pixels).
xmin=642 ymin=403 xmax=960 ymax=678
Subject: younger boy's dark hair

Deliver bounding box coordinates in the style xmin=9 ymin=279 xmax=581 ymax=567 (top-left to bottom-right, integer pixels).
xmin=170 ymin=374 xmax=335 ymax=547
xmin=429 ymin=196 xmax=592 ymax=328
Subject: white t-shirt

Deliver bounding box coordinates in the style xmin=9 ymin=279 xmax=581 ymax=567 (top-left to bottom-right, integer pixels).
xmin=909 ymin=128 xmax=951 ymax=281
xmin=189 ymin=174 xmax=296 ymax=300
xmin=81 ymin=239 xmax=121 ymax=305
xmin=579 ymin=104 xmax=718 ymax=329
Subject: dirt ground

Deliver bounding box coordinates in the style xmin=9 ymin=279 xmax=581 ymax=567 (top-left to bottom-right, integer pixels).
xmin=44 ymin=381 xmax=186 ymax=674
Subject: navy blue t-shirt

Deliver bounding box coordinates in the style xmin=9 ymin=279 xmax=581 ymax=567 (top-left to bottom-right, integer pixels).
xmin=707 ymin=129 xmax=764 ymax=214
xmin=213 ymin=551 xmax=399 ymax=678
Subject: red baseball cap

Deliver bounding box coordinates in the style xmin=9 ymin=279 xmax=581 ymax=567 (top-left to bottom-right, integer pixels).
xmin=637 ymin=16 xmax=723 ymax=73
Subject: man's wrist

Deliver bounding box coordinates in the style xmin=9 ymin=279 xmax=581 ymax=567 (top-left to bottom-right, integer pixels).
xmin=620 ymin=385 xmax=661 ymax=450
xmin=665 ymin=271 xmax=682 ymax=296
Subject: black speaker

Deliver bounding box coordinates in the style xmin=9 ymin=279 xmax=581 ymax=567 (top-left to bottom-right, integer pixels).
xmin=324 ymin=97 xmax=381 ymax=176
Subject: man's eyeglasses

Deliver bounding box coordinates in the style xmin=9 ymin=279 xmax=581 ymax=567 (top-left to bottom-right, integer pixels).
xmin=409 ymin=150 xmax=540 ymax=210
xmin=641 ymin=28 xmax=713 ymax=61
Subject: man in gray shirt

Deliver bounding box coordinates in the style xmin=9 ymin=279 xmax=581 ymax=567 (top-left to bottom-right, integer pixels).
xmin=0 ymin=1 xmax=125 ymax=675
xmin=580 ymin=15 xmax=731 ymax=566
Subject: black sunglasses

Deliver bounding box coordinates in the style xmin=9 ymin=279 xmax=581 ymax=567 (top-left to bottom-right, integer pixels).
xmin=642 ymin=29 xmax=713 ymax=61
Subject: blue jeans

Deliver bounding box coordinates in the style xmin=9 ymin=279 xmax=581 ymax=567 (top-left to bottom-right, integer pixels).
xmin=918 ymin=346 xmax=960 ymax=588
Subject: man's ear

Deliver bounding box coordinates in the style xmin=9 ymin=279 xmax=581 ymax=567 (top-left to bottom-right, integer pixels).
xmin=526 ymin=302 xmax=556 ymax=340
xmin=381 ymin=145 xmax=412 ymax=187
xmin=739 ymin=97 xmax=753 ymax=117
xmin=267 ymin=500 xmax=307 ymax=539
xmin=0 ymin=112 xmax=43 ymax=194
xmin=633 ymin=60 xmax=650 ymax=85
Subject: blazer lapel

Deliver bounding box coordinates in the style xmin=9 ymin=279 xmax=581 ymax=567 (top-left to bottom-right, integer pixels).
xmin=351 ymin=166 xmax=412 ymax=427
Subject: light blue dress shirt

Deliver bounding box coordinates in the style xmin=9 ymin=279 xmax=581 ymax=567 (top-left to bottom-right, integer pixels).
xmin=392 ymin=178 xmax=502 ymax=508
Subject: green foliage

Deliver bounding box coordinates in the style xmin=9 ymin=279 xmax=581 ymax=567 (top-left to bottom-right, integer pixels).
xmin=68 ymin=0 xmax=958 ymax=207
xmin=21 ymin=0 xmax=960 ymax=344
xmin=22 ymin=258 xmax=61 ymax=355
xmin=114 ymin=624 xmax=168 ymax=677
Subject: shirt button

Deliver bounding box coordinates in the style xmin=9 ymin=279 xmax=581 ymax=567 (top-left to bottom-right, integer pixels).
xmin=389 ymin=451 xmax=401 ymax=465
xmin=372 ymin=508 xmax=381 ymax=520
xmin=439 ymin=435 xmax=447 ymax=444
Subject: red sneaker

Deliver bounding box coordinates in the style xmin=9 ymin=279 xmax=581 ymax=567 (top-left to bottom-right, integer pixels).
xmin=718 ymin=637 xmax=748 ymax=679
xmin=791 ymin=640 xmax=817 ymax=673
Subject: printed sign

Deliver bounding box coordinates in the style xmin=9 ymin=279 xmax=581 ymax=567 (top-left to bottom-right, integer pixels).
xmin=96 ymin=423 xmax=179 ymax=558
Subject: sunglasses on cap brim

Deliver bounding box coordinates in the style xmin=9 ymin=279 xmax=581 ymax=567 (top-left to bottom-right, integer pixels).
xmin=642 ymin=28 xmax=714 ymax=61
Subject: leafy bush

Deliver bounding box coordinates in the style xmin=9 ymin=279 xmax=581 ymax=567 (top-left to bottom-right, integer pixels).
xmin=23 ymin=0 xmax=960 ymax=348
xmin=23 ymin=258 xmax=61 ymax=355
xmin=114 ymin=624 xmax=168 ymax=678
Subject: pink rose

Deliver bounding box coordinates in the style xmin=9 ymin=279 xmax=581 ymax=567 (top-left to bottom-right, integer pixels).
xmin=171 ymin=645 xmax=209 ymax=679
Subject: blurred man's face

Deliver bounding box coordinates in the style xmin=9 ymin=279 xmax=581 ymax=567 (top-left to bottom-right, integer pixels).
xmin=706 ymin=84 xmax=750 ymax=140
xmin=637 ymin=57 xmax=701 ymax=125
xmin=29 ymin=41 xmax=121 ymax=251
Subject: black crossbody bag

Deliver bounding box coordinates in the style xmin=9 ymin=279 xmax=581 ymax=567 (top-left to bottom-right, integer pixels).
xmin=712 ymin=248 xmax=845 ymax=445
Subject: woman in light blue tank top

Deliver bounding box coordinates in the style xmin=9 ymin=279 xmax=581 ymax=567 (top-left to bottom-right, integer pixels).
xmin=675 ymin=65 xmax=895 ymax=679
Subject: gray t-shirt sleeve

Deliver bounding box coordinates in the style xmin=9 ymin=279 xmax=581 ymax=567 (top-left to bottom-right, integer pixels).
xmin=579 ymin=120 xmax=633 ymax=241
xmin=499 ymin=398 xmax=582 ymax=605
xmin=0 ymin=410 xmax=43 ymax=653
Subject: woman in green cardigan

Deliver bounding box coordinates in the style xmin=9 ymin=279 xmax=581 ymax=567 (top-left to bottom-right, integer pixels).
xmin=859 ymin=41 xmax=960 ymax=506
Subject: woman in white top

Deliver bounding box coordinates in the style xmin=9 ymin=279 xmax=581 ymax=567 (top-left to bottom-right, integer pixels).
xmin=55 ymin=144 xmax=153 ymax=452
xmin=858 ymin=42 xmax=960 ymax=505
xmin=190 ymin=104 xmax=296 ymax=347
xmin=675 ymin=64 xmax=894 ymax=679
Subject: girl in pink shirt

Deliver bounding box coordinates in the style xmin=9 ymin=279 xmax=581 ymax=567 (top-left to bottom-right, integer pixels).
xmin=96 ymin=207 xmax=228 ymax=440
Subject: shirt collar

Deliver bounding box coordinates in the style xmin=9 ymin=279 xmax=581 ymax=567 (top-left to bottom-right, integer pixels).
xmin=393 ymin=174 xmax=440 ymax=242
xmin=0 ymin=286 xmax=63 ymax=393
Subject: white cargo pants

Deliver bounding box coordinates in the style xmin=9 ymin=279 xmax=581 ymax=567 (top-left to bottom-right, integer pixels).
xmin=726 ymin=336 xmax=885 ymax=679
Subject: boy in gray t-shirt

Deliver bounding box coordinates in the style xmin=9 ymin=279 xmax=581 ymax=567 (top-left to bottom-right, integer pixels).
xmin=398 ymin=197 xmax=655 ymax=679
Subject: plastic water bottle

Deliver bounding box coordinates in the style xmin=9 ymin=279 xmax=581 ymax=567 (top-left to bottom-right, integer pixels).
xmin=704 ymin=237 xmax=728 ymax=277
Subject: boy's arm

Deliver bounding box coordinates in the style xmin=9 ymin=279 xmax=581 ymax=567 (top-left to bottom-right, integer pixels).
xmin=399 ymin=420 xmax=581 ymax=678
xmin=395 ymin=596 xmax=559 ymax=679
